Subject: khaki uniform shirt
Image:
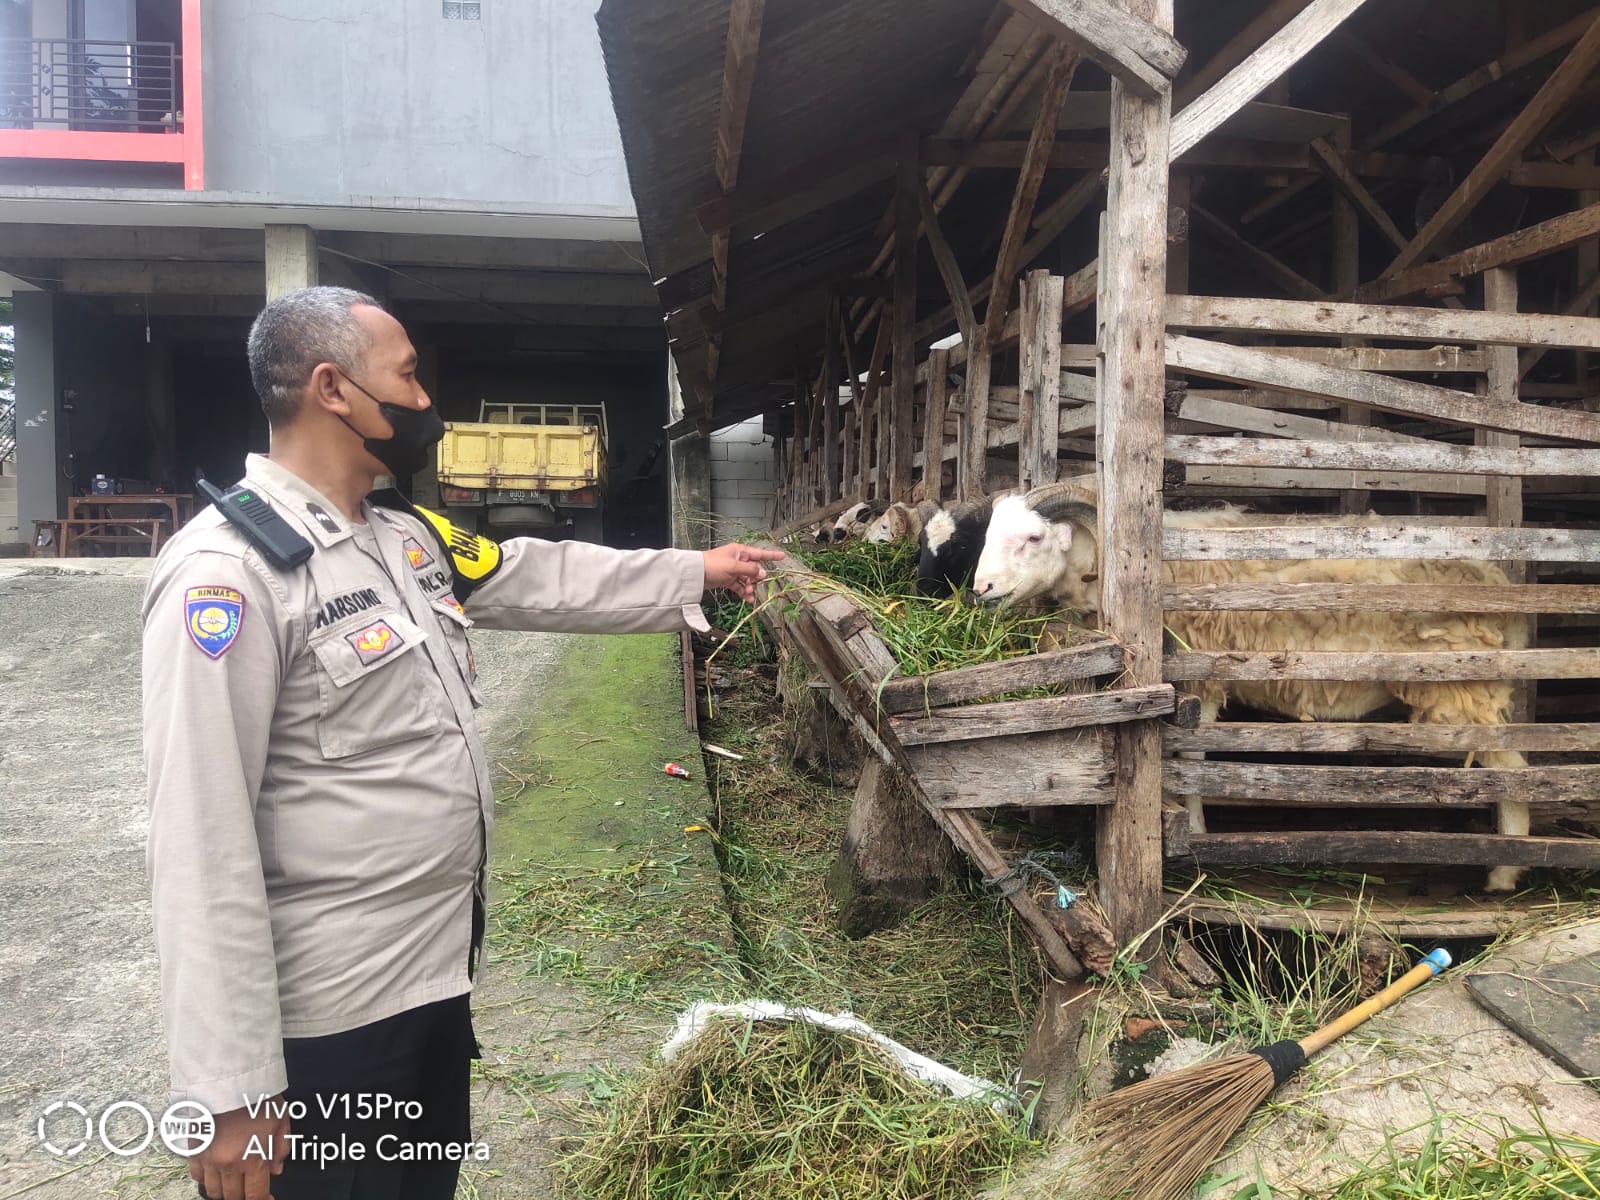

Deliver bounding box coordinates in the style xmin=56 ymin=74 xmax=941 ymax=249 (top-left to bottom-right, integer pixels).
xmin=143 ymin=453 xmax=707 ymax=1113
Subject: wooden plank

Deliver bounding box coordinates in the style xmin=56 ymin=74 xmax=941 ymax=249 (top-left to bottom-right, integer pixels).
xmin=877 ymin=641 xmax=1125 ymax=716
xmin=1355 ymin=202 xmax=1600 ymax=304
xmin=922 ymin=348 xmax=949 ymax=499
xmin=1165 ymin=523 xmax=1600 ymax=562
xmin=1165 ymin=720 xmax=1600 ymax=754
xmin=962 ymin=330 xmax=993 ymax=498
xmin=1383 ymin=13 xmax=1600 ymax=277
xmin=1247 ymin=345 xmax=1486 ymax=372
xmin=944 ymin=810 xmax=1086 ymax=977
xmin=1096 ymin=0 xmax=1172 ymax=952
xmin=918 ymin=179 xmax=977 ymax=349
xmin=1163 ymin=582 xmax=1600 ymax=613
xmin=892 ymin=684 xmax=1177 ymax=746
xmin=987 ymin=45 xmax=1080 ymax=342
xmin=1004 ymin=0 xmax=1185 ymax=99
xmin=1021 ymin=271 xmax=1065 ymax=488
xmin=1308 ymin=135 xmax=1408 ymax=251
xmin=908 ymin=728 xmax=1113 ymax=808
xmin=862 ymin=315 xmax=891 ymax=499
xmin=714 ymin=0 xmax=765 ymax=193
xmin=1166 ymin=293 xmax=1600 ymax=352
xmin=1180 ymin=831 xmax=1600 ymax=868
xmin=1164 ymin=647 xmax=1600 ymax=682
xmin=1169 ymin=0 xmax=1374 ymax=161
xmin=1173 ymin=0 xmax=1311 ymax=109
xmin=1165 ymin=435 xmax=1600 ymax=477
xmin=1166 ymin=334 xmax=1600 ymax=444
xmin=889 ymin=148 xmax=919 ymax=502
xmin=1172 ymin=892 xmax=1559 ymax=937
xmin=1177 ymin=464 xmax=1492 ymax=496
xmin=1190 ymin=205 xmax=1327 ymax=300
xmin=1173 ymin=391 xmax=1425 ymax=441
xmin=1466 ymin=959 xmax=1600 ymax=1084
xmin=822 ymin=302 xmax=841 ymax=503
xmin=1165 ymin=760 xmax=1595 ymax=808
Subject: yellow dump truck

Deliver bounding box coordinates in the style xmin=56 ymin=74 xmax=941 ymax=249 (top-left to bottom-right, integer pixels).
xmin=436 ymin=401 xmax=607 ymax=542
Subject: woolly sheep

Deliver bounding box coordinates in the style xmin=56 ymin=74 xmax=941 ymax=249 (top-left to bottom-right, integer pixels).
xmin=864 ymin=499 xmax=942 ymax=545
xmin=973 ymin=484 xmax=1530 ymax=892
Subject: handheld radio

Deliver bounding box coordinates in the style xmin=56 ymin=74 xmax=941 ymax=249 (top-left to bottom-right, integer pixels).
xmin=196 ymin=475 xmax=314 ymax=570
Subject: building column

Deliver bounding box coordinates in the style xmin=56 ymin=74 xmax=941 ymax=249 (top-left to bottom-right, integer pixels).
xmin=265 ymin=225 xmax=319 ymax=299
xmin=670 ymin=432 xmax=712 ymax=550
xmin=12 ymin=291 xmax=62 ymax=534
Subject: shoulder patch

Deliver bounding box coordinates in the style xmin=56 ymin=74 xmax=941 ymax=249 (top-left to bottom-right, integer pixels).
xmin=413 ymin=506 xmax=502 ymax=583
xmin=184 ymin=586 xmax=245 ymax=658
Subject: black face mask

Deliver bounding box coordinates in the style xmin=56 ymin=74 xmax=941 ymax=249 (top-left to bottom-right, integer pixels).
xmin=338 ymin=374 xmax=444 ymax=478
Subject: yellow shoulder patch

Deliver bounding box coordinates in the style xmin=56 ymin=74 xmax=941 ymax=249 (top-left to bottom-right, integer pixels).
xmin=413 ymin=505 xmax=503 ymax=582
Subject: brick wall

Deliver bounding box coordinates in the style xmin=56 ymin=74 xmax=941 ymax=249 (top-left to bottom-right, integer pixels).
xmin=709 ymin=417 xmax=776 ymax=542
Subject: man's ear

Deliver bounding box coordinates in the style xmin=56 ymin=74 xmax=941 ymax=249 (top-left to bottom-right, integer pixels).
xmin=308 ymin=362 xmax=350 ymax=415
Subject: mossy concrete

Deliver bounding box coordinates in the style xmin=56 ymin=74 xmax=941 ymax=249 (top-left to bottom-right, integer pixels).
xmin=488 ymin=632 xmax=712 ymax=874
xmin=464 ymin=629 xmax=738 ymax=1200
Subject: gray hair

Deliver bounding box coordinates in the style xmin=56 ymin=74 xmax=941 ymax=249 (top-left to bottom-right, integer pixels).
xmin=247 ymin=286 xmax=382 ymax=427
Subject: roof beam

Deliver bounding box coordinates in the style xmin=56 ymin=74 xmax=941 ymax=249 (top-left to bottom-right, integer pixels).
xmin=1169 ymin=0 xmax=1375 ymax=161
xmin=1354 ymin=202 xmax=1600 ymax=304
xmin=1002 ymin=0 xmax=1184 ymax=99
xmin=1174 ymin=0 xmax=1310 ymax=109
xmin=987 ymin=43 xmax=1080 ymax=340
xmin=1308 ymin=136 xmax=1407 ymax=252
xmin=706 ymin=0 xmax=765 ymax=387
xmin=1382 ymin=10 xmax=1600 ymax=278
xmin=1243 ymin=7 xmax=1600 ymax=226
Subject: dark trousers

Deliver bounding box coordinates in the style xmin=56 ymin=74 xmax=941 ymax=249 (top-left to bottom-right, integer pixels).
xmin=271 ymin=995 xmax=478 ymax=1200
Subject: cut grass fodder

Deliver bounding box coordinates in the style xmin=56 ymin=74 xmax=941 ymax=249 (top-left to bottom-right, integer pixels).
xmin=1314 ymin=1116 xmax=1600 ymax=1199
xmin=556 ymin=1016 xmax=1032 ymax=1200
xmin=786 ymin=537 xmax=1094 ymax=679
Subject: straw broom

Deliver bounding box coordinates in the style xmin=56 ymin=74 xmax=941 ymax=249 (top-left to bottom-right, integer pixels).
xmin=1073 ymin=948 xmax=1453 ymax=1200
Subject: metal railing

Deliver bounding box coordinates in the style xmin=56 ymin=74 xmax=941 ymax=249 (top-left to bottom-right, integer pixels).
xmin=0 ymin=37 xmax=178 ymax=132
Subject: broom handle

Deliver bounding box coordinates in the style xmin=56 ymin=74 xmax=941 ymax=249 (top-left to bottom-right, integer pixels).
xmin=1297 ymin=948 xmax=1451 ymax=1058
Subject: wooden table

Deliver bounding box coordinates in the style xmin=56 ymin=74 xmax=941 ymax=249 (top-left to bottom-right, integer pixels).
xmin=62 ymin=493 xmax=195 ymax=556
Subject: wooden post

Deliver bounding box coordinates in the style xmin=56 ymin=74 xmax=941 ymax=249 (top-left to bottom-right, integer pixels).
xmin=890 ymin=146 xmax=920 ymax=502
xmin=824 ymin=759 xmax=950 ymax=937
xmin=1330 ymin=122 xmax=1372 ymax=516
xmin=1020 ymin=270 xmax=1065 ymax=490
xmin=922 ymin=348 xmax=950 ymax=500
xmin=823 ymin=301 xmax=842 ymax=502
xmin=1480 ymin=266 xmax=1532 ymax=722
xmin=861 ymin=317 xmax=891 ymax=499
xmin=1095 ymin=0 xmax=1172 ymax=951
xmin=961 ymin=332 xmax=992 ymax=499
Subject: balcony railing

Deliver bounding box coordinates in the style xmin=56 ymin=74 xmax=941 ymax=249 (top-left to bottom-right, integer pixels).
xmin=0 ymin=37 xmax=178 ymax=133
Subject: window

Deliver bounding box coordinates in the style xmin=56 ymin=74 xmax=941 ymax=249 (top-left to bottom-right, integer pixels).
xmin=442 ymin=2 xmax=480 ymax=19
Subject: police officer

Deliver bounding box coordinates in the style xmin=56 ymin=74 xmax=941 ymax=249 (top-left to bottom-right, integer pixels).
xmin=142 ymin=286 xmax=780 ymax=1200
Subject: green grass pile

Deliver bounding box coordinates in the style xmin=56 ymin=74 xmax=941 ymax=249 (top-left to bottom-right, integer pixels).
xmin=1313 ymin=1120 xmax=1600 ymax=1199
xmin=557 ymin=1015 xmax=1030 ymax=1200
xmin=781 ymin=538 xmax=1091 ymax=678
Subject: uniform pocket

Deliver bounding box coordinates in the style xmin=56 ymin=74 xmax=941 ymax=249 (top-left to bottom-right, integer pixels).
xmin=430 ymin=598 xmax=484 ymax=708
xmin=310 ymin=608 xmax=442 ymax=758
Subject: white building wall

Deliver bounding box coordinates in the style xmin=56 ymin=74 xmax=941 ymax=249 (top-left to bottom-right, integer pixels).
xmin=709 ymin=417 xmax=775 ymax=543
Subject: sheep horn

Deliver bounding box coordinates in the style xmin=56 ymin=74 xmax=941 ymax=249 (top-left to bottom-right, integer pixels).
xmin=1029 ymin=492 xmax=1099 ymax=530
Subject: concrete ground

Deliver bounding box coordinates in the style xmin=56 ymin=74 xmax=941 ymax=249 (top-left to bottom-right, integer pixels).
xmin=995 ymin=918 xmax=1600 ymax=1199
xmin=0 ymin=559 xmax=727 ymax=1200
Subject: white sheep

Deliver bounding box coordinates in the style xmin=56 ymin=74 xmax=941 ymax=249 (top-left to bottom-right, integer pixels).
xmin=819 ymin=500 xmax=888 ymax=544
xmin=864 ymin=499 xmax=941 ymax=544
xmin=973 ymin=484 xmax=1530 ymax=892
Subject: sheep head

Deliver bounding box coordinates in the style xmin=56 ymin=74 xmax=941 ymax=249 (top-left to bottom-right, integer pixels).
xmin=864 ymin=504 xmax=901 ymax=544
xmin=972 ymin=489 xmax=1100 ymax=609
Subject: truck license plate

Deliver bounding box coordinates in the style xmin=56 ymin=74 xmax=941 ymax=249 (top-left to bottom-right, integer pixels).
xmin=489 ymin=490 xmax=546 ymax=504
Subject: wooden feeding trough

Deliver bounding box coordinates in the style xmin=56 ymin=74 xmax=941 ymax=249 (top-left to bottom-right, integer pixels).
xmin=755 ymin=549 xmax=1189 ymax=978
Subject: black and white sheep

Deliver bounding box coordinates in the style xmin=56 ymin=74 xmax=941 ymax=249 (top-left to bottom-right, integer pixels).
xmin=973 ymin=483 xmax=1531 ymax=892
xmin=916 ymin=495 xmax=994 ymax=598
